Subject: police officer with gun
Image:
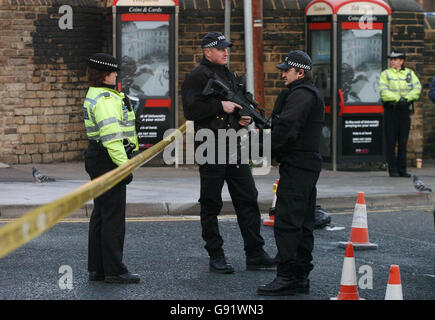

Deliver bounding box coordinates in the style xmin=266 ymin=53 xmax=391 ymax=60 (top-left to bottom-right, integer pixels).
xmin=181 ymin=32 xmax=275 ymax=274
xmin=378 ymin=49 xmax=421 ymax=178
xmin=83 ymin=53 xmax=139 ymax=284
xmin=257 ymin=50 xmax=325 ymax=296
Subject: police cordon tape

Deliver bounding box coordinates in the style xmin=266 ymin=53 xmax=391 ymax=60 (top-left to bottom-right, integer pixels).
xmin=0 ymin=123 xmax=187 ymax=259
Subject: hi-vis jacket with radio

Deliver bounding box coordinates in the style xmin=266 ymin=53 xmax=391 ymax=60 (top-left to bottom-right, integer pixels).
xmin=83 ymin=87 xmax=138 ymax=166
xmin=378 ymin=67 xmax=421 ymax=103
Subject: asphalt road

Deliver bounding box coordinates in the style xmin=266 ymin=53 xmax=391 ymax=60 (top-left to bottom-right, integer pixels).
xmin=0 ymin=207 xmax=433 ymax=306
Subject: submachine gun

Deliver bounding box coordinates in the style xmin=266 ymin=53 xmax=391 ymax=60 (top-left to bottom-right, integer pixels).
xmin=201 ymin=75 xmax=272 ymax=129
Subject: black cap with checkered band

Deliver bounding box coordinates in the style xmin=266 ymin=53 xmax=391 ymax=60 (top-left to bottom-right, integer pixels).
xmin=201 ymin=31 xmax=233 ymax=49
xmin=87 ymin=53 xmax=121 ymax=72
xmin=277 ymin=50 xmax=312 ymax=71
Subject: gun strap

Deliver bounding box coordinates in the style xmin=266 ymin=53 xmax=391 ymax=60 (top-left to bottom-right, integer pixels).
xmin=202 ymin=64 xmax=238 ymax=91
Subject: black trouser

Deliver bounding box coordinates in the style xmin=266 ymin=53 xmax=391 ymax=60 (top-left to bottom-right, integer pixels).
xmin=198 ymin=163 xmax=265 ymax=259
xmin=274 ymin=163 xmax=319 ymax=278
xmin=85 ymin=142 xmax=129 ymax=277
xmin=383 ymin=105 xmax=411 ymax=174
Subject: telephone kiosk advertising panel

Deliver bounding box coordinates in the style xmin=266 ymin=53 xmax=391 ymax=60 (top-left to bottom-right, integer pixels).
xmin=113 ymin=0 xmax=178 ymax=150
xmin=306 ymin=0 xmax=391 ymax=168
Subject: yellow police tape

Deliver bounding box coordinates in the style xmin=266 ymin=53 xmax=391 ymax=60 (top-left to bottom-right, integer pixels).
xmin=0 ymin=123 xmax=186 ymax=259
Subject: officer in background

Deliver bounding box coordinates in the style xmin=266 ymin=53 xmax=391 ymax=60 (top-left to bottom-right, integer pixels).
xmin=378 ymin=49 xmax=421 ymax=178
xmin=181 ymin=32 xmax=275 ymax=274
xmin=84 ymin=53 xmax=139 ymax=284
xmin=257 ymin=50 xmax=324 ymax=296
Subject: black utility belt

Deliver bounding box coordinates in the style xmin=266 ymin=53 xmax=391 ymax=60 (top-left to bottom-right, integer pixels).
xmin=88 ymin=140 xmax=105 ymax=151
xmin=88 ymin=140 xmax=103 ymax=146
xmin=383 ymin=102 xmax=409 ymax=109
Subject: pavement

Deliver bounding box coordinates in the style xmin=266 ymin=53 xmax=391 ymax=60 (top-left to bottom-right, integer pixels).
xmin=0 ymin=160 xmax=434 ymax=219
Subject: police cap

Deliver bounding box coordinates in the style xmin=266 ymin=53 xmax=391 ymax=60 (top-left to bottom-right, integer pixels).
xmin=87 ymin=53 xmax=121 ymax=72
xmin=388 ymin=49 xmax=406 ymax=59
xmin=201 ymin=31 xmax=233 ymax=49
xmin=277 ymin=50 xmax=312 ymax=71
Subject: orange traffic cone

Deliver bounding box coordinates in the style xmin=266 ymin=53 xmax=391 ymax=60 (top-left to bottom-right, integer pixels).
xmin=339 ymin=192 xmax=378 ymax=250
xmin=263 ymin=179 xmax=279 ymax=227
xmin=385 ymin=265 xmax=403 ymax=300
xmin=331 ymin=242 xmax=364 ymax=300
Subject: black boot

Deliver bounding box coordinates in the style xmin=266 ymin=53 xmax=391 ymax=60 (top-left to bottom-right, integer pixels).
xmin=295 ymin=276 xmax=310 ymax=294
xmin=257 ymin=276 xmax=298 ymax=296
xmin=257 ymin=276 xmax=309 ymax=296
xmin=246 ymin=249 xmax=276 ymax=271
xmin=104 ymin=272 xmax=140 ymax=284
xmin=209 ymin=256 xmax=234 ymax=274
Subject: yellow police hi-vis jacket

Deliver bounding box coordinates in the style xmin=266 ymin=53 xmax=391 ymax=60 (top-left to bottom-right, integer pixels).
xmin=378 ymin=67 xmax=421 ymax=103
xmin=83 ymin=86 xmax=138 ymax=166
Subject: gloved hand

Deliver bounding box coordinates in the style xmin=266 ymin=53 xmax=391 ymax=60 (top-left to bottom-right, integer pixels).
xmin=397 ymin=97 xmax=409 ymax=108
xmin=122 ymin=173 xmax=133 ymax=185
xmin=123 ymin=96 xmax=132 ymax=111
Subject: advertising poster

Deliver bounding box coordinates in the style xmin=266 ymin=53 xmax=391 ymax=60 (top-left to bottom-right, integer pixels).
xmin=120 ymin=19 xmax=171 ymax=149
xmin=342 ymin=116 xmax=383 ymax=156
xmin=341 ymin=29 xmax=382 ymax=104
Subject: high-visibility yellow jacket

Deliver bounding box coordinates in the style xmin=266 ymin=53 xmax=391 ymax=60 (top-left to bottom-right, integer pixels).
xmin=83 ymin=87 xmax=138 ymax=166
xmin=378 ymin=67 xmax=421 ymax=103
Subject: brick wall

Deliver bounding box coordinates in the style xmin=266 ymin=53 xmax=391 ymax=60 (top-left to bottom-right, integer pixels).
xmin=0 ymin=0 xmax=432 ymax=165
xmin=390 ymin=11 xmax=426 ymax=163
xmin=0 ymin=0 xmax=107 ymax=164
xmin=423 ymin=16 xmax=435 ymax=158
xmin=178 ymin=5 xmax=305 ymax=126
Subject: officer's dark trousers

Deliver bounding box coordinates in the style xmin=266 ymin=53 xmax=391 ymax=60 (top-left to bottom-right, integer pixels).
xmin=274 ymin=163 xmax=319 ymax=278
xmin=85 ymin=144 xmax=128 ymax=277
xmin=198 ymin=164 xmax=265 ymax=259
xmin=384 ymin=105 xmax=411 ymax=174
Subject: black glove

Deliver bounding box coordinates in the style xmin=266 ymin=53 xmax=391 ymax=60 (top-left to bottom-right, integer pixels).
xmin=123 ymin=96 xmax=132 ymax=111
xmin=122 ymin=173 xmax=133 ymax=185
xmin=123 ymin=139 xmax=136 ymax=159
xmin=397 ymin=97 xmax=409 ymax=108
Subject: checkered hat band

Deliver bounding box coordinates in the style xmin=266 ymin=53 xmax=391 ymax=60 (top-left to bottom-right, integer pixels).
xmin=89 ymin=58 xmax=118 ymax=69
xmin=286 ymin=60 xmax=311 ymax=70
xmin=203 ymin=41 xmax=218 ymax=48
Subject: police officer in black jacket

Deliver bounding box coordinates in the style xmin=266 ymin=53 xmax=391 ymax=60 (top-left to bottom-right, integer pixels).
xmin=182 ymin=31 xmax=275 ymax=274
xmin=257 ymin=50 xmax=325 ymax=296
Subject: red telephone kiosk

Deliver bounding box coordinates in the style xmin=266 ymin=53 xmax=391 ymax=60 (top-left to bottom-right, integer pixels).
xmin=305 ymin=0 xmax=391 ymax=170
xmin=113 ymin=0 xmax=179 ymax=151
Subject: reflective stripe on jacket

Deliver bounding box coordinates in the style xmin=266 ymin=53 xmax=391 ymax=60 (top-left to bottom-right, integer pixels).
xmin=83 ymin=86 xmax=138 ymax=166
xmin=378 ymin=67 xmax=421 ymax=103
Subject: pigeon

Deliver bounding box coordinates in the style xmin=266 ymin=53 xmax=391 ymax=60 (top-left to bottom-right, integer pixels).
xmin=32 ymin=166 xmax=55 ymax=183
xmin=413 ymin=175 xmax=432 ymax=193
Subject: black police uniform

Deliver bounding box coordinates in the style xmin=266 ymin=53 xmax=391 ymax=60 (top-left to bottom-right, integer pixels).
xmin=181 ymin=33 xmax=271 ymax=269
xmin=258 ymin=51 xmax=324 ymax=296
xmin=85 ymin=141 xmax=130 ymax=277
xmin=379 ymin=50 xmax=421 ymax=177
xmin=271 ymin=77 xmax=324 ymax=278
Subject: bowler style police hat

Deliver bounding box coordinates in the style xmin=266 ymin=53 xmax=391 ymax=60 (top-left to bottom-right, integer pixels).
xmin=87 ymin=53 xmax=121 ymax=72
xmin=277 ymin=50 xmax=312 ymax=71
xmin=201 ymin=31 xmax=233 ymax=49
xmin=388 ymin=49 xmax=406 ymax=59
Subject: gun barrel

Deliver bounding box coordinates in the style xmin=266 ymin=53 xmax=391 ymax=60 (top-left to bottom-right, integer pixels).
xmin=202 ymin=78 xmax=271 ymax=129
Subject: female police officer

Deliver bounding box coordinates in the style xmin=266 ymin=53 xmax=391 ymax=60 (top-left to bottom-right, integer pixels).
xmin=378 ymin=49 xmax=421 ymax=177
xmin=84 ymin=53 xmax=139 ymax=284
